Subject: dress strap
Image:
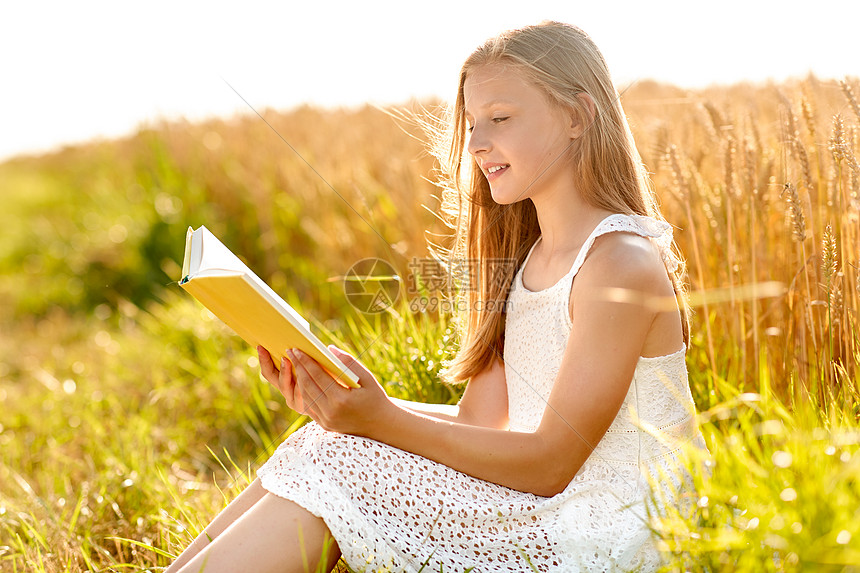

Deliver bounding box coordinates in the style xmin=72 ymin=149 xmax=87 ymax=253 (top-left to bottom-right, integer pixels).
xmin=520 ymin=235 xmax=543 ymax=272
xmin=516 ymin=214 xmax=679 ymax=291
xmin=569 ymin=214 xmax=679 ymax=280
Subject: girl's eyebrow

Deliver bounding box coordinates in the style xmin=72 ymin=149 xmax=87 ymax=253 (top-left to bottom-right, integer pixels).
xmin=468 ymin=98 xmax=517 ymax=111
xmin=482 ymin=98 xmax=516 ymax=107
xmin=464 ymin=99 xmax=517 ymax=118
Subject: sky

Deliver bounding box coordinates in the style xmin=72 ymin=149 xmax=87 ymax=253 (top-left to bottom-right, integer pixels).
xmin=1 ymin=0 xmax=858 ymax=162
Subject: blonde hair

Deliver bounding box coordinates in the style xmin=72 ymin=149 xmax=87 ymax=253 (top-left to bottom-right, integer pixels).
xmin=431 ymin=21 xmax=689 ymax=384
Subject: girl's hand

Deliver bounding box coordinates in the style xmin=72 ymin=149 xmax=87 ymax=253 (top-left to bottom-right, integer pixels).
xmin=258 ymin=346 xmax=309 ymax=414
xmin=259 ymin=345 xmax=392 ymax=437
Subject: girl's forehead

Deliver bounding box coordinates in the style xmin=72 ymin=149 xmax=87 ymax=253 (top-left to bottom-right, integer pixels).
xmin=463 ymin=63 xmax=541 ymax=113
xmin=464 ymin=63 xmax=528 ymax=91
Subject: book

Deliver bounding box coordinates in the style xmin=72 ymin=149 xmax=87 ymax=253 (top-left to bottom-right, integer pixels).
xmin=179 ymin=226 xmax=360 ymax=388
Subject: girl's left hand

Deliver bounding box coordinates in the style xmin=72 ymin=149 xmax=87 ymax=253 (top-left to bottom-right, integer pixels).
xmin=285 ymin=345 xmax=392 ymax=437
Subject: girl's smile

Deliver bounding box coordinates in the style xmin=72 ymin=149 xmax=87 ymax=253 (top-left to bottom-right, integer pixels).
xmin=484 ymin=162 xmax=509 ymax=181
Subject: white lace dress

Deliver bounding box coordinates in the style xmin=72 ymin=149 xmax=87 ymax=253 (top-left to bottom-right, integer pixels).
xmin=257 ymin=214 xmax=707 ymax=572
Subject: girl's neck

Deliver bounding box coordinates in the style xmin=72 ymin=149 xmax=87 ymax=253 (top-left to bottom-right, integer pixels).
xmin=531 ymin=191 xmax=614 ymax=257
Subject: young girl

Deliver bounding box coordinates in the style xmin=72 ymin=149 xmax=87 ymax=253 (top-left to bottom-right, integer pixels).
xmin=168 ymin=21 xmax=706 ymax=573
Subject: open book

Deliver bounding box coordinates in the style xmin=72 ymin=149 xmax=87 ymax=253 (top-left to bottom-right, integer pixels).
xmin=179 ymin=226 xmax=360 ymax=388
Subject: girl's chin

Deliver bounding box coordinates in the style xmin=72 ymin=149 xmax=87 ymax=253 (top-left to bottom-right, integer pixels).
xmin=490 ymin=187 xmax=525 ymax=206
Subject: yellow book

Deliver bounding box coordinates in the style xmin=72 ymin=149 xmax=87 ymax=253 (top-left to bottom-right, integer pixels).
xmin=179 ymin=226 xmax=359 ymax=388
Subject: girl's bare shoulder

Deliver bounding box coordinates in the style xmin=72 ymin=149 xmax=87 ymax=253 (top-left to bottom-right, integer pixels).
xmin=575 ymin=231 xmax=671 ymax=295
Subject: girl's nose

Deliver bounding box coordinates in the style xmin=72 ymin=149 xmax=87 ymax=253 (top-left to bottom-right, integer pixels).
xmin=466 ymin=124 xmax=490 ymax=156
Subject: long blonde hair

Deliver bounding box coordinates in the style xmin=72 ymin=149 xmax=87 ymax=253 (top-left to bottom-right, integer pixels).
xmin=431 ymin=21 xmax=689 ymax=384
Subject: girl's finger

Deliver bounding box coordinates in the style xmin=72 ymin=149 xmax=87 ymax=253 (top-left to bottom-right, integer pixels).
xmin=278 ymin=356 xmax=292 ymax=391
xmin=329 ymin=345 xmax=374 ymax=388
xmin=297 ymin=349 xmax=346 ymax=394
xmin=257 ymin=346 xmax=279 ymax=383
xmin=291 ymin=350 xmax=328 ymax=410
xmin=280 ymin=356 xmax=307 ymax=408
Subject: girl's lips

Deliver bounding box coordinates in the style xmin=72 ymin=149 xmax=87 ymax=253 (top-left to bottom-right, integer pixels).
xmin=485 ymin=164 xmax=509 ymax=181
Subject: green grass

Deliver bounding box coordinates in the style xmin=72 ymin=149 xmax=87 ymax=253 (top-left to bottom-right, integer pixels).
xmin=0 ymin=289 xmax=459 ymax=572
xmin=4 ymin=292 xmax=857 ymax=571
xmin=651 ymin=363 xmax=860 ymax=571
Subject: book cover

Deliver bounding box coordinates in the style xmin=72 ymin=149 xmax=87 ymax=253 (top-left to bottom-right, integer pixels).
xmin=179 ymin=226 xmax=360 ymax=388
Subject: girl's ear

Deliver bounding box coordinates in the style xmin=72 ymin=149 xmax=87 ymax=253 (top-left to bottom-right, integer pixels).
xmin=568 ymin=92 xmax=597 ymax=139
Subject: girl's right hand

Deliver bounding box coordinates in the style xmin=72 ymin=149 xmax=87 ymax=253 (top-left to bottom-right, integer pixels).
xmin=257 ymin=346 xmax=308 ymax=414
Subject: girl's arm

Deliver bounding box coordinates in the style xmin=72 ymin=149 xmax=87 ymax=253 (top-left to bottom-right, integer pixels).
xmin=388 ymin=358 xmax=508 ymax=428
xmin=262 ymin=349 xmax=509 ymax=428
xmin=277 ymin=235 xmax=674 ymax=496
xmin=389 ymin=398 xmax=460 ymax=422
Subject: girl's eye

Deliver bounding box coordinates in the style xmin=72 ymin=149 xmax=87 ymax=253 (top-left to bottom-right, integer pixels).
xmin=466 ymin=116 xmax=507 ymax=133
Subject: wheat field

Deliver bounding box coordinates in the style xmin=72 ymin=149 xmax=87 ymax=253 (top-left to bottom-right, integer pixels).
xmin=0 ymin=76 xmax=858 ymax=571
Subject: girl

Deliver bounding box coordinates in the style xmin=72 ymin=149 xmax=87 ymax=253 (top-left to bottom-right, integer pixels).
xmin=168 ymin=21 xmax=706 ymax=573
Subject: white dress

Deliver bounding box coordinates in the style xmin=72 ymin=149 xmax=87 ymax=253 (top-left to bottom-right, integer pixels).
xmin=257 ymin=214 xmax=707 ymax=572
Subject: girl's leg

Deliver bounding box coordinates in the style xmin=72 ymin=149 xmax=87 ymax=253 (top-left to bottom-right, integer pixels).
xmin=166 ymin=477 xmax=268 ymax=572
xmin=173 ymin=491 xmax=340 ymax=573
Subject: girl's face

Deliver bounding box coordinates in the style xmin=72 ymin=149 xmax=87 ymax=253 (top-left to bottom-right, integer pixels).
xmin=463 ymin=63 xmax=578 ymax=205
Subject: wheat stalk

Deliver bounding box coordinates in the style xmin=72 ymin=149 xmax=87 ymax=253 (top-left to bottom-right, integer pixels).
xmin=724 ymin=134 xmax=738 ymax=198
xmin=801 ymin=93 xmax=818 ymax=141
xmin=822 ymin=223 xmax=838 ymax=284
xmin=831 ymin=273 xmax=844 ymax=324
xmin=829 ymin=114 xmax=860 ymax=176
xmin=665 ymin=144 xmax=691 ymax=199
xmin=782 ymin=182 xmax=807 ymax=242
xmin=856 ymin=265 xmax=860 ymax=297
xmin=779 ymin=92 xmax=799 ymax=139
xmin=821 ymin=223 xmax=842 ymax=369
xmin=665 ymin=144 xmax=717 ymax=375
xmin=743 ymin=136 xmax=757 ymax=196
xmin=829 ymin=114 xmax=847 ymax=163
xmin=779 ymin=94 xmax=816 ymax=195
xmin=840 ymin=79 xmax=860 ymax=123
xmin=703 ymin=101 xmax=727 ymax=130
xmin=793 ymin=134 xmax=815 ymax=193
